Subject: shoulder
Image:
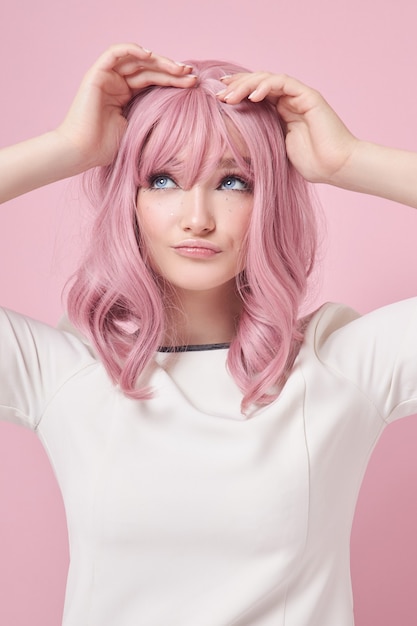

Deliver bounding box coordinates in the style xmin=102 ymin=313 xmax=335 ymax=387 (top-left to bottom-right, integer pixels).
xmin=0 ymin=307 xmax=98 ymax=428
xmin=305 ymin=297 xmax=417 ymax=357
xmin=0 ymin=307 xmax=96 ymax=363
xmin=0 ymin=307 xmax=97 ymax=399
xmin=301 ymin=297 xmax=417 ymax=421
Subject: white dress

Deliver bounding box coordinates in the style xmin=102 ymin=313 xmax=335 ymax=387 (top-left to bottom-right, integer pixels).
xmin=1 ymin=298 xmax=417 ymax=626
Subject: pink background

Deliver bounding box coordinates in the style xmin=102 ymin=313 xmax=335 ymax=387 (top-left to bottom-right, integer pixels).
xmin=0 ymin=0 xmax=416 ymax=623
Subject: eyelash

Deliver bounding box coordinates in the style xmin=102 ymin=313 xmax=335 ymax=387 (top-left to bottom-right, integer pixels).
xmin=148 ymin=173 xmax=177 ymax=189
xmin=219 ymin=172 xmax=252 ymax=192
xmin=146 ymin=171 xmax=252 ymax=192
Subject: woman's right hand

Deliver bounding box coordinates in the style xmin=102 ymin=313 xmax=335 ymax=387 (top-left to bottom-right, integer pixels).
xmin=0 ymin=44 xmax=197 ymax=203
xmin=56 ymin=43 xmax=197 ymax=171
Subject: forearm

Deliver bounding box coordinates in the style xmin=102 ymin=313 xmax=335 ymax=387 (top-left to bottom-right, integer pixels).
xmin=0 ymin=131 xmax=88 ymax=204
xmin=330 ymin=140 xmax=417 ymax=209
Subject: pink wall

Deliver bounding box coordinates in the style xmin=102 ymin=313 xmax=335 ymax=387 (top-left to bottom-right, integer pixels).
xmin=1 ymin=0 xmax=416 ymax=623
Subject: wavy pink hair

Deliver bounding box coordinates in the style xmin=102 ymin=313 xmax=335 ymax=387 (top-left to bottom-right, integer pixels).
xmin=67 ymin=60 xmax=317 ymax=412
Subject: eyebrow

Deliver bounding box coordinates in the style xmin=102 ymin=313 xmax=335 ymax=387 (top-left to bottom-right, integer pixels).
xmin=218 ymin=157 xmax=252 ymax=169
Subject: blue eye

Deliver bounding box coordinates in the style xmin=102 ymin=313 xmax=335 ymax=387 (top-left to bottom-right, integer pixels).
xmin=220 ymin=176 xmax=249 ymax=191
xmin=150 ymin=175 xmax=177 ymax=189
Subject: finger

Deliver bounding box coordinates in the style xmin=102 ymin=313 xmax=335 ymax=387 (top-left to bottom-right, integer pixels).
xmin=217 ymin=72 xmax=280 ymax=104
xmin=218 ymin=74 xmax=289 ymax=104
xmin=93 ymin=43 xmax=152 ymax=71
xmin=94 ymin=43 xmax=193 ymax=77
xmin=217 ymin=72 xmax=314 ymax=107
xmin=125 ymin=69 xmax=198 ymax=92
xmin=218 ymin=72 xmax=250 ymax=84
xmin=115 ymin=54 xmax=194 ymax=78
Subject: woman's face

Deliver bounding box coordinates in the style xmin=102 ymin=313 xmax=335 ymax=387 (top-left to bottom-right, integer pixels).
xmin=136 ymin=150 xmax=253 ymax=297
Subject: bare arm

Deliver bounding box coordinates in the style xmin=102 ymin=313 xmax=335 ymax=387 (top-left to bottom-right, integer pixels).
xmin=0 ymin=131 xmax=91 ymax=203
xmin=217 ymin=73 xmax=417 ymax=209
xmin=328 ymin=141 xmax=417 ymax=208
xmin=0 ymin=43 xmax=196 ymax=204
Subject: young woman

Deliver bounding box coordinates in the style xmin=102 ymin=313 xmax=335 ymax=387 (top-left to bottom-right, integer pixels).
xmin=1 ymin=43 xmax=416 ymax=625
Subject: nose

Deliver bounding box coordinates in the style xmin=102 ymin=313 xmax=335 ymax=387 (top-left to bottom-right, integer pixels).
xmin=180 ymin=185 xmax=215 ymax=235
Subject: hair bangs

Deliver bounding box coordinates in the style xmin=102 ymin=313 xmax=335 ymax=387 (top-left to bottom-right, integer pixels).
xmin=135 ymin=86 xmax=253 ymax=190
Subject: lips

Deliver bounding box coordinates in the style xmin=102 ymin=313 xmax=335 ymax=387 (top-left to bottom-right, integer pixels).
xmin=173 ymin=239 xmax=221 ymax=252
xmin=173 ymin=239 xmax=221 ymax=258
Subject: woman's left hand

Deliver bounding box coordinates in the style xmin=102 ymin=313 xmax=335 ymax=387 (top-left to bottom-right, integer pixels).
xmin=217 ymin=72 xmax=358 ymax=186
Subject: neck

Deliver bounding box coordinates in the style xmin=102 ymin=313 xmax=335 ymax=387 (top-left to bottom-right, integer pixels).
xmin=163 ymin=282 xmax=242 ymax=346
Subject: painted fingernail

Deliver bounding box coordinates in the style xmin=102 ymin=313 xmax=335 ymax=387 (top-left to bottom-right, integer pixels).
xmin=248 ymin=89 xmax=259 ymax=100
xmin=216 ymin=89 xmax=227 ymax=97
xmin=223 ymin=91 xmax=234 ymax=101
xmin=220 ymin=74 xmax=232 ymax=81
xmin=142 ymin=47 xmax=152 ymax=54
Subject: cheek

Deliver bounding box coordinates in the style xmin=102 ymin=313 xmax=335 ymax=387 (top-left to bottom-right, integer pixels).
xmin=136 ymin=202 xmax=177 ymax=240
xmin=233 ymin=206 xmax=252 ymax=263
xmin=229 ymin=200 xmax=253 ymax=241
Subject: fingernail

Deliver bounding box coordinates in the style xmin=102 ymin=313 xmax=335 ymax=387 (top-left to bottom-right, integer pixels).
xmin=248 ymin=89 xmax=258 ymax=100
xmin=216 ymin=89 xmax=227 ymax=97
xmin=220 ymin=74 xmax=232 ymax=81
xmin=142 ymin=47 xmax=152 ymax=54
xmin=223 ymin=91 xmax=234 ymax=101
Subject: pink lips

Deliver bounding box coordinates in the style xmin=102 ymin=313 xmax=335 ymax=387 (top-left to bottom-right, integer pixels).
xmin=173 ymin=239 xmax=221 ymax=259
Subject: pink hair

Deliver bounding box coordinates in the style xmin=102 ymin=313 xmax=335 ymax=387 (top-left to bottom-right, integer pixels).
xmin=67 ymin=60 xmax=317 ymax=412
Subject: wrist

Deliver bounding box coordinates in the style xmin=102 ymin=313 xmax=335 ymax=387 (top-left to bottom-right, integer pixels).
xmin=49 ymin=128 xmax=98 ymax=177
xmin=325 ymin=137 xmax=364 ymax=190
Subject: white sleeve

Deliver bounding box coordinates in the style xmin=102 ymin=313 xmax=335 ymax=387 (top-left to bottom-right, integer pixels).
xmin=0 ymin=307 xmax=95 ymax=429
xmin=315 ymin=297 xmax=417 ymax=423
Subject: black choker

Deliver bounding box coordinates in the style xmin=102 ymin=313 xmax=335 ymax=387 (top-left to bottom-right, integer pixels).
xmin=158 ymin=342 xmax=230 ymax=353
